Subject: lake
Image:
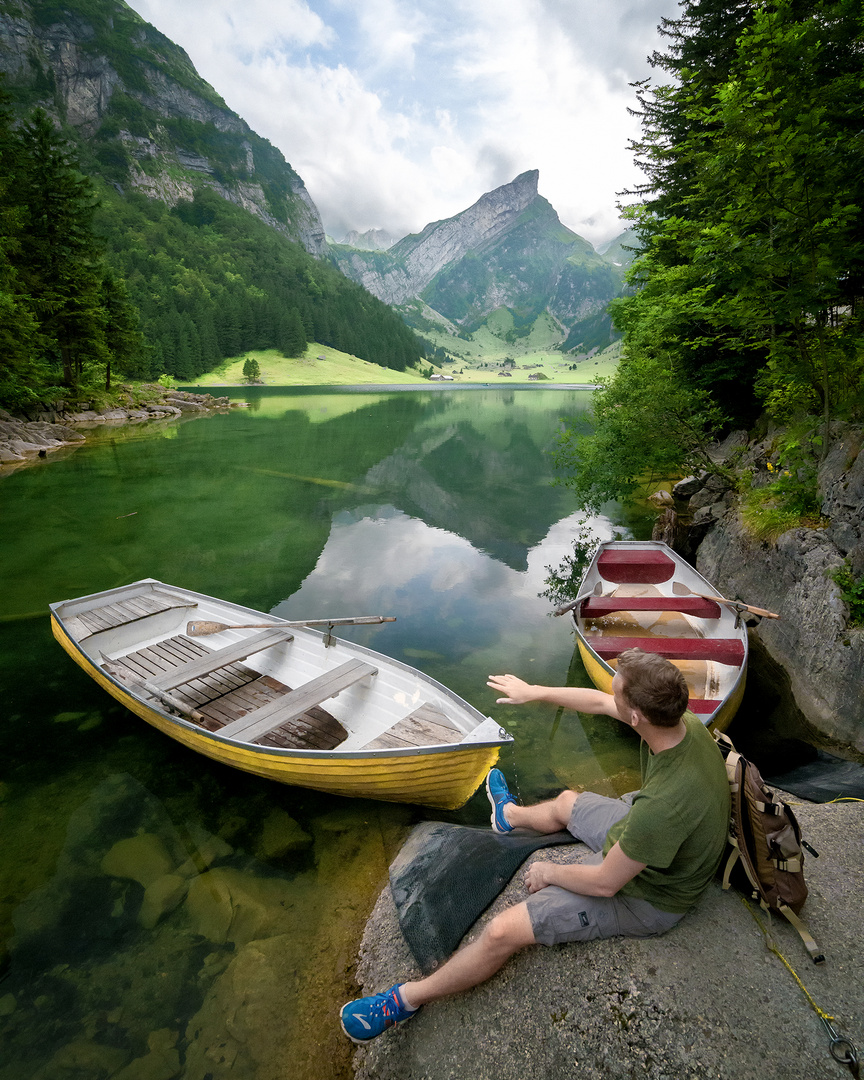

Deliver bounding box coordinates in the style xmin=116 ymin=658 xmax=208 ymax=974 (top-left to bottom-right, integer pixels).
xmin=0 ymin=388 xmax=652 ymax=1080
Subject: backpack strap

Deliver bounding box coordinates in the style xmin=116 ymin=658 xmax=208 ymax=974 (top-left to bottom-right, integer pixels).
xmin=778 ymin=904 xmax=826 ymax=965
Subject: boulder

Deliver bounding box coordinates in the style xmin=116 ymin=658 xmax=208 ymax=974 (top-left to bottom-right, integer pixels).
xmin=112 ymin=1029 xmax=181 ymax=1080
xmin=254 ymin=809 xmax=313 ymax=861
xmin=101 ymin=834 xmax=175 ymax=888
xmin=138 ymin=874 xmax=188 ymax=930
xmin=32 ymin=1039 xmax=130 ymax=1079
xmin=183 ymin=867 xmax=296 ymax=946
xmin=183 ymin=935 xmax=299 ymax=1080
xmin=672 ymin=475 xmax=705 ymax=499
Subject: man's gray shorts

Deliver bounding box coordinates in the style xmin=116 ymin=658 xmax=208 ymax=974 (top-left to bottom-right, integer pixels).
xmin=525 ymin=792 xmax=684 ymax=947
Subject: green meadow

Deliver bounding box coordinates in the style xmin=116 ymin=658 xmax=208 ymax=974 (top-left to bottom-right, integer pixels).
xmin=189 ymin=339 xmax=622 ymax=388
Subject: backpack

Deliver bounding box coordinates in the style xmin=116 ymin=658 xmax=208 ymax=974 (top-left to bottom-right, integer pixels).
xmin=712 ymin=730 xmax=824 ymax=964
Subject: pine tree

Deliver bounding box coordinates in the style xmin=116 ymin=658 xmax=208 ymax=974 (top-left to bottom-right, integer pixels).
xmin=12 ymin=109 xmax=108 ymax=390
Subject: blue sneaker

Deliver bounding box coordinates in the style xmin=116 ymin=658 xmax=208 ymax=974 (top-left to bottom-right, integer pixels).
xmin=340 ymin=984 xmax=416 ymax=1043
xmin=486 ymin=768 xmax=516 ymax=833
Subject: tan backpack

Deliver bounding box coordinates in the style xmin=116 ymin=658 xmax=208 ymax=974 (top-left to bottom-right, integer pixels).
xmin=713 ymin=730 xmax=824 ymax=964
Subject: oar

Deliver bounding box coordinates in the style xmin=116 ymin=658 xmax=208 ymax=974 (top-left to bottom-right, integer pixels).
xmin=671 ymin=581 xmax=780 ymax=619
xmin=186 ymin=615 xmax=396 ymax=636
xmin=553 ymin=591 xmax=596 ymax=617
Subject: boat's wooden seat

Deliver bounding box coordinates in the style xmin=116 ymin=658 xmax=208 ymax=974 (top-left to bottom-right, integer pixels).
xmin=363 ymin=702 xmax=462 ymax=750
xmin=687 ymin=699 xmax=722 ymax=716
xmin=597 ymin=549 xmax=676 ymax=584
xmin=581 ymin=596 xmax=721 ymax=619
xmin=149 ymin=628 xmax=294 ymax=691
xmin=64 ymin=590 xmax=195 ymax=639
xmin=218 ymin=659 xmax=377 ymax=744
xmin=589 ymin=635 xmax=745 ymax=667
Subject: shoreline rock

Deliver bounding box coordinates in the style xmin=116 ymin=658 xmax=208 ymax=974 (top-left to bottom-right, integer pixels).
xmin=0 ymin=388 xmax=235 ymax=471
xmin=349 ymin=800 xmax=864 ymax=1080
xmin=663 ymin=423 xmax=864 ymax=755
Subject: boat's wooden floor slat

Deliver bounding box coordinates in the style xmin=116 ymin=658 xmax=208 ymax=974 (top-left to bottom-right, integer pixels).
xmin=117 ymin=639 xmax=255 ymax=707
xmin=218 ymin=659 xmax=376 ymax=744
xmin=111 ymin=636 xmax=348 ymax=750
xmin=589 ymin=635 xmax=746 ymax=667
xmin=364 ymin=702 xmax=462 ymax=750
xmin=581 ymin=596 xmax=722 ymax=619
xmin=67 ymin=590 xmax=195 ymax=639
xmin=198 ymin=677 xmax=345 ymax=749
xmin=150 ymin=628 xmax=294 ymax=691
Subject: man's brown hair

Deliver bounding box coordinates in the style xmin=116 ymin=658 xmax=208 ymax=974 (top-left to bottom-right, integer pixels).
xmin=616 ymin=648 xmax=689 ymax=727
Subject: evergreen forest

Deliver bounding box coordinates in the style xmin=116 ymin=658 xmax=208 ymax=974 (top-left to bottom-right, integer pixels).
xmin=559 ymin=0 xmax=864 ymax=510
xmin=0 ymin=84 xmax=423 ymax=412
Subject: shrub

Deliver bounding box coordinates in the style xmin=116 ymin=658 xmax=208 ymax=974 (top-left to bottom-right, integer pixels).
xmin=829 ymin=561 xmax=864 ymax=627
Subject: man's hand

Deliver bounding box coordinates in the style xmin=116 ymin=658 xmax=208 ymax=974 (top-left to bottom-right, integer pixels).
xmin=487 ymin=673 xmax=537 ymax=704
xmin=524 ymin=859 xmax=555 ymax=893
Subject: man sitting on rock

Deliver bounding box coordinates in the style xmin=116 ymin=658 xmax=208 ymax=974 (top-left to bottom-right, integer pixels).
xmin=339 ymin=648 xmax=731 ymax=1043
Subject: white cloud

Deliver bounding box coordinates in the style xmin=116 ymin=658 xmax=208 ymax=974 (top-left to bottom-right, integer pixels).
xmin=127 ymin=0 xmax=676 ymax=247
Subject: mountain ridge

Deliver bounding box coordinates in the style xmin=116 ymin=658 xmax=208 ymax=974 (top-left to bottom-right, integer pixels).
xmin=331 ymin=172 xmax=628 ymax=356
xmin=0 ymin=0 xmax=327 ymax=255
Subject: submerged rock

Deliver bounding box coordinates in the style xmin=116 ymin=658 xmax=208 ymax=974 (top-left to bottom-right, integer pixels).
xmin=101 ymin=834 xmax=175 ymax=889
xmin=32 ymin=1038 xmax=130 ymax=1079
xmin=254 ymin=809 xmax=313 ymax=861
xmin=138 ymin=874 xmax=188 ymax=930
xmin=112 ymin=1029 xmax=181 ymax=1080
xmin=184 ymin=867 xmax=296 ymax=946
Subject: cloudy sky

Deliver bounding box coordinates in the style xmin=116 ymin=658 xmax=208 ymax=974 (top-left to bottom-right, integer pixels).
xmin=125 ymin=0 xmax=677 ymax=249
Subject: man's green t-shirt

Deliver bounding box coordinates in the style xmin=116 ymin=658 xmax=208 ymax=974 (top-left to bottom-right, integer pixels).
xmin=603 ymin=713 xmax=731 ymax=914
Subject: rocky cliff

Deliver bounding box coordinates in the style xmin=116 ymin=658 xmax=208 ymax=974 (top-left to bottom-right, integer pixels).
xmin=669 ymin=425 xmax=864 ymax=754
xmin=0 ymin=0 xmax=327 ymax=255
xmin=331 ymin=171 xmax=625 ymax=355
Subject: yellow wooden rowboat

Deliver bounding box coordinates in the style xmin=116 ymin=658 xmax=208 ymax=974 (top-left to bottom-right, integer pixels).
xmin=50 ymin=579 xmax=512 ymax=809
xmin=564 ymin=540 xmax=748 ymax=731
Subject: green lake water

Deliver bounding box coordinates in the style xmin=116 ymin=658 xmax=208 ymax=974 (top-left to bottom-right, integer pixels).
xmin=0 ymin=388 xmax=653 ymax=1080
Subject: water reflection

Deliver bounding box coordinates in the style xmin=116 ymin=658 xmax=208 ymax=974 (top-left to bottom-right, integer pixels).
xmin=0 ymin=388 xmax=644 ymax=1080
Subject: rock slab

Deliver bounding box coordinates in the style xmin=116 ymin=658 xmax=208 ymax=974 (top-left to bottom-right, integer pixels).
xmin=350 ymin=800 xmax=864 ymax=1080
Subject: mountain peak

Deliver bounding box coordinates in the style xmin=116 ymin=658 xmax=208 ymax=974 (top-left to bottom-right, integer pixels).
xmin=369 ymin=170 xmax=545 ymax=302
xmin=502 ymin=169 xmax=539 ymax=198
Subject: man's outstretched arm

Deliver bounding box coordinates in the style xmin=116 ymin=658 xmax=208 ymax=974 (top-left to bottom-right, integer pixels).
xmin=487 ymin=673 xmax=621 ymax=718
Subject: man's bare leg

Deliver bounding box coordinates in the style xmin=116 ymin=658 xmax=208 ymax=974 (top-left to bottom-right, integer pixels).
xmin=400 ymin=902 xmax=536 ymax=1010
xmin=503 ymin=789 xmax=578 ymax=833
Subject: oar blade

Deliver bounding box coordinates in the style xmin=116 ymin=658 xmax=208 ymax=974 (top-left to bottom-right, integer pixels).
xmin=187 ymin=620 xmax=235 ymax=636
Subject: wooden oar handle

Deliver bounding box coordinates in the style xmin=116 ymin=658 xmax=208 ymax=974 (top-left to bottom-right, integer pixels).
xmin=701 ymin=594 xmax=780 ymax=619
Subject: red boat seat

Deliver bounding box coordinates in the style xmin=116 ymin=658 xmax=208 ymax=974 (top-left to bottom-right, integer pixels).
xmin=588 ymin=636 xmax=745 ymax=667
xmin=686 ymin=699 xmax=723 ymax=715
xmin=581 ymin=596 xmax=722 ymax=619
xmin=597 ymin=548 xmax=676 ymax=584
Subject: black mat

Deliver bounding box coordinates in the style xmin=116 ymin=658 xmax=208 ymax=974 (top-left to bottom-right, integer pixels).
xmin=389 ymin=821 xmax=576 ymax=973
xmin=764 ymin=750 xmax=864 ymax=802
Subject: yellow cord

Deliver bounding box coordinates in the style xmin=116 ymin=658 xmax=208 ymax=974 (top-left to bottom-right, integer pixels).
xmin=740 ymin=896 xmax=834 ymax=1022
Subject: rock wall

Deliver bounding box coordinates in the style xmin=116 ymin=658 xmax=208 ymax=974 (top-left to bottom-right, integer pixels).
xmin=681 ymin=425 xmax=864 ymax=753
xmin=0 ymin=0 xmax=328 ymax=257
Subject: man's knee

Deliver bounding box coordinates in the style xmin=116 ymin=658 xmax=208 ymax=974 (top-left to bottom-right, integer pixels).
xmin=554 ymin=789 xmax=578 ymax=825
xmin=483 ymin=903 xmax=537 ymax=956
